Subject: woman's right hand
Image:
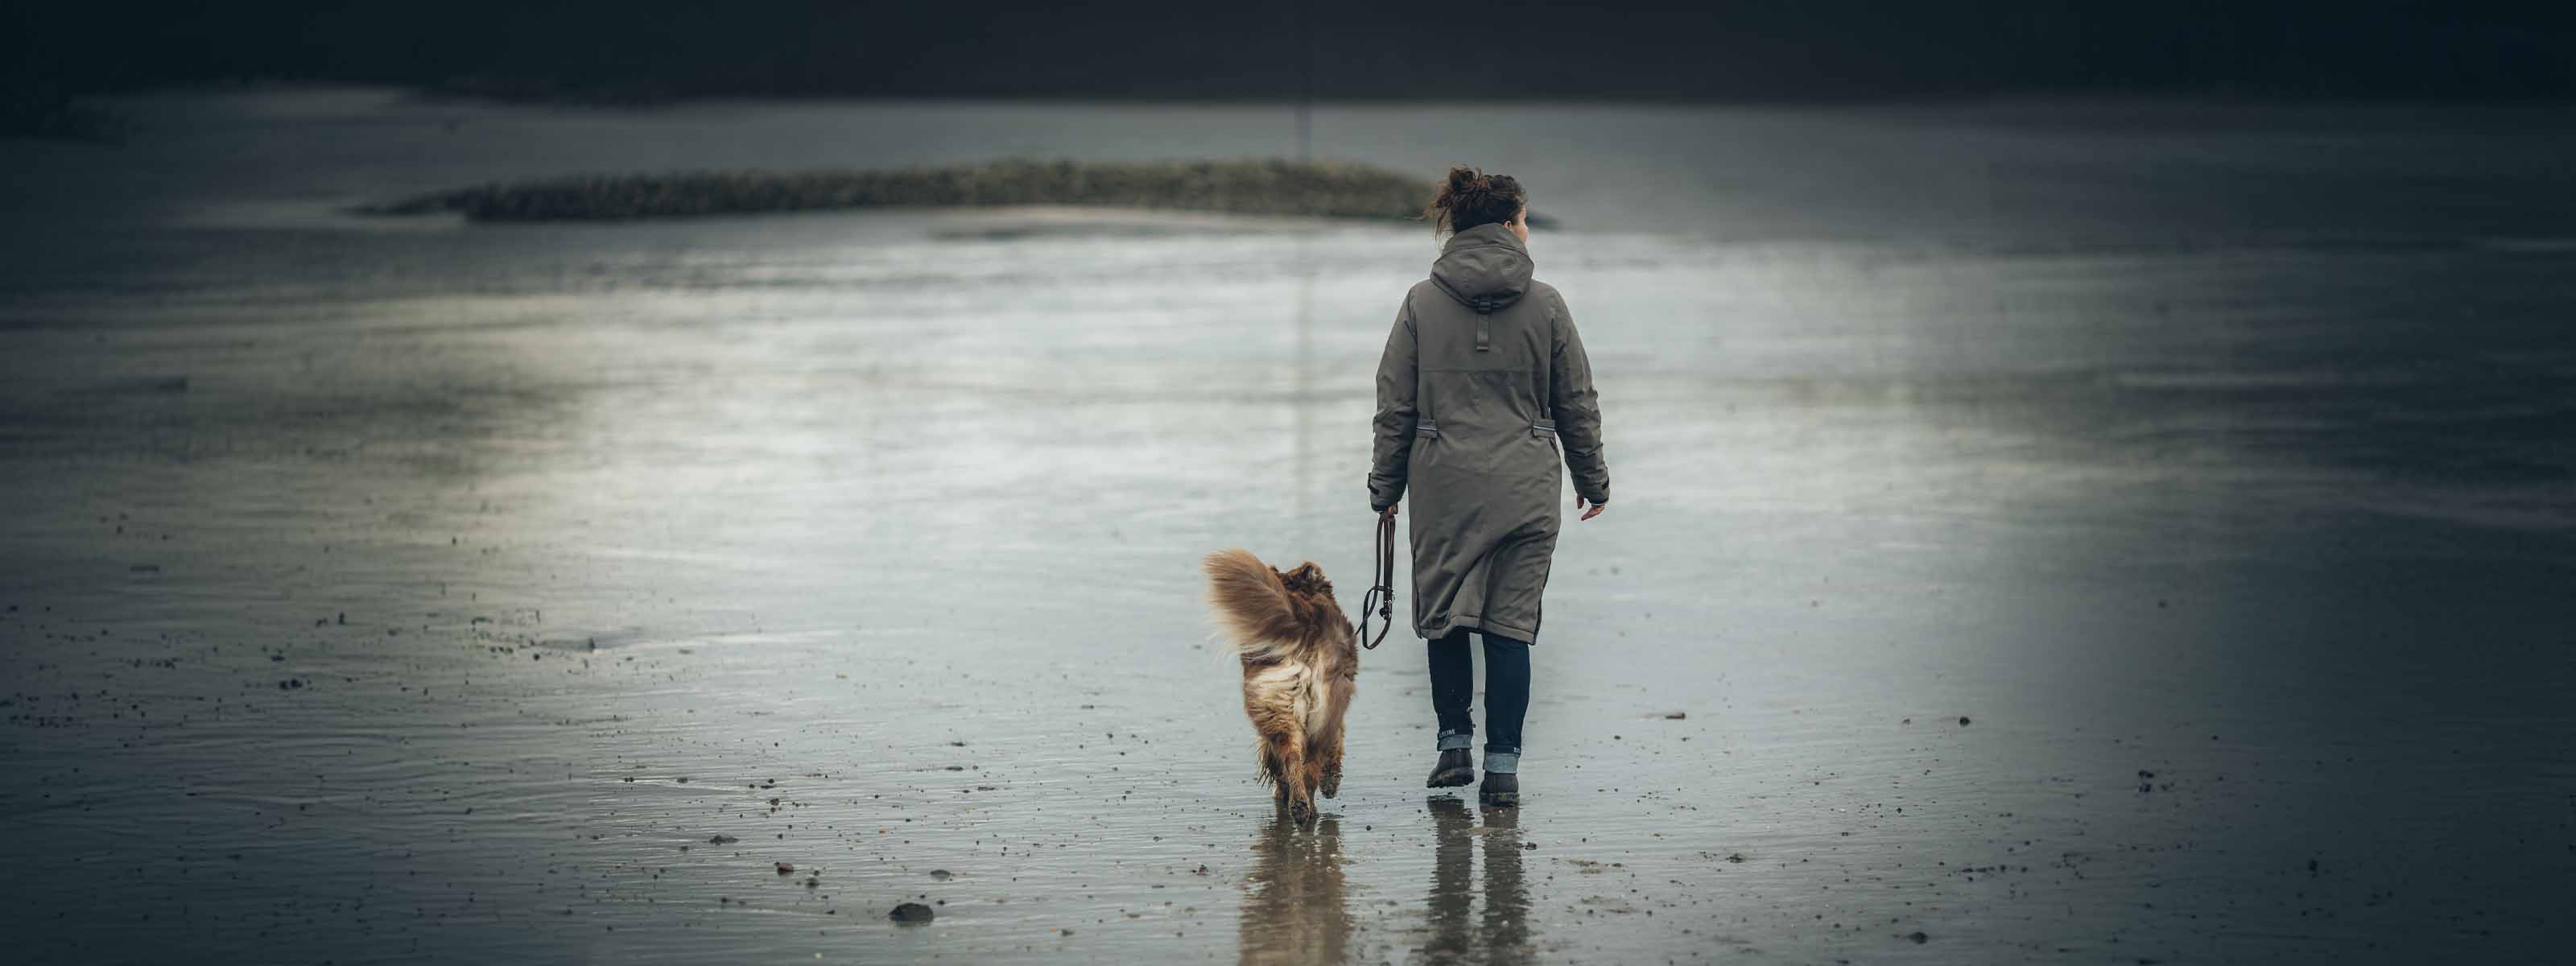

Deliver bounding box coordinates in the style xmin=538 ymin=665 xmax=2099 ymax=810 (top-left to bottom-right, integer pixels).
xmin=1577 ymin=497 xmax=1606 ymax=522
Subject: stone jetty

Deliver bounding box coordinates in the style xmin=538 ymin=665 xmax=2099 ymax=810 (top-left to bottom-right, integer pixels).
xmin=361 ymin=158 xmax=1438 ymax=223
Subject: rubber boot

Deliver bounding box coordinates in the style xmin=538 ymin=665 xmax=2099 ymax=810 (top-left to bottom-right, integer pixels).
xmin=1478 ymin=771 xmax=1519 ymax=807
xmin=1425 ymin=748 xmax=1474 ymax=788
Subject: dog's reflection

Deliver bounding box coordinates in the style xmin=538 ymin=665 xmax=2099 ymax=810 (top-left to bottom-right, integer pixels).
xmin=1421 ymin=797 xmax=1534 ymax=965
xmin=1239 ymin=807 xmax=1354 ymax=966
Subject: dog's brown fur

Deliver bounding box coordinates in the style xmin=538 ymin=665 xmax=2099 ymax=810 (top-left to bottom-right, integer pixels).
xmin=1203 ymin=548 xmax=1359 ymax=825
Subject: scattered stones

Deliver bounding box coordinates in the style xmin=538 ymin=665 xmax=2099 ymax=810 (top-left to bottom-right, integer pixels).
xmin=889 ymin=902 xmax=935 ymax=923
xmin=1959 ymin=716 xmax=1971 ymax=726
xmin=1908 ymin=931 xmax=1930 ymax=943
xmin=774 ymin=861 xmax=794 ymax=874
xmin=708 ymin=835 xmax=737 ymax=844
xmin=929 ymin=869 xmax=954 ymax=880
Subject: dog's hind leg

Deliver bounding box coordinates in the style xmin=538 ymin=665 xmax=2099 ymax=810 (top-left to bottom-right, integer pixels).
xmin=1313 ymin=674 xmax=1355 ymax=800
xmin=1312 ymin=721 xmax=1345 ymax=799
xmin=1249 ymin=704 xmax=1313 ymax=822
xmin=1297 ymin=750 xmax=1328 ymax=813
xmin=1277 ymin=742 xmax=1315 ymax=824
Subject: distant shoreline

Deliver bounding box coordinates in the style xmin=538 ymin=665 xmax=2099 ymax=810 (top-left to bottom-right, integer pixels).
xmin=359 ymin=159 xmax=1443 ymax=224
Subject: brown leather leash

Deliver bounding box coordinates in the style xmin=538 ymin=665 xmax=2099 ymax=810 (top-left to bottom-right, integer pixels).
xmin=1360 ymin=510 xmax=1396 ymax=650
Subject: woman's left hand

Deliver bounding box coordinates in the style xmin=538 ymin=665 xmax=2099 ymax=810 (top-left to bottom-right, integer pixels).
xmin=1577 ymin=497 xmax=1606 ymax=521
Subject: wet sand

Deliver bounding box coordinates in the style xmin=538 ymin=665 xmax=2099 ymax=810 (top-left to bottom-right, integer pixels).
xmin=3 ymin=90 xmax=2574 ymax=964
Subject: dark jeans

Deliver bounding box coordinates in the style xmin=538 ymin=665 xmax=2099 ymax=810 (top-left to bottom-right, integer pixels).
xmin=1427 ymin=628 xmax=1530 ymax=772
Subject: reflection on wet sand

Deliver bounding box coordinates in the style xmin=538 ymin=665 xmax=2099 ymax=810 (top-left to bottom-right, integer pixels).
xmin=1241 ymin=808 xmax=1355 ymax=966
xmin=1422 ymin=797 xmax=1534 ymax=965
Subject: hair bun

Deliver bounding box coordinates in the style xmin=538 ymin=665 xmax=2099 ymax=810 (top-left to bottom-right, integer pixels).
xmin=1423 ymin=165 xmax=1527 ymax=234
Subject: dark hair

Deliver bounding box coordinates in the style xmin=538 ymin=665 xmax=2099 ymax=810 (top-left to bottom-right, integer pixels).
xmin=1422 ymin=166 xmax=1526 ymax=234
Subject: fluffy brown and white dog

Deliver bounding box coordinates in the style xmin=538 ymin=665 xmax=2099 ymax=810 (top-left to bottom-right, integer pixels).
xmin=1203 ymin=548 xmax=1359 ymax=824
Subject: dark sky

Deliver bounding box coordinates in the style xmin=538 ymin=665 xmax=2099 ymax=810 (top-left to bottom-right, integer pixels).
xmin=8 ymin=1 xmax=2572 ymax=101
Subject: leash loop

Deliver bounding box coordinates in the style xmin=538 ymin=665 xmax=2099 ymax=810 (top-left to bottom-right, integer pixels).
xmin=1360 ymin=510 xmax=1396 ymax=650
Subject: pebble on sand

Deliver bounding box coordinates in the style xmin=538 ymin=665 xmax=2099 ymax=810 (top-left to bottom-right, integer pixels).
xmin=774 ymin=861 xmax=795 ymax=874
xmin=890 ymin=902 xmax=935 ymax=923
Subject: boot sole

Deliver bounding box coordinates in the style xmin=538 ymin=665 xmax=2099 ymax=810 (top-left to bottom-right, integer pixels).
xmin=1479 ymin=790 xmax=1518 ymax=807
xmin=1426 ymin=768 xmax=1476 ymax=788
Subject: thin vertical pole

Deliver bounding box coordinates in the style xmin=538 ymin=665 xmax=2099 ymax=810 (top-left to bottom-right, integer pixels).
xmin=1296 ymin=0 xmax=1314 ymax=162
xmin=1290 ymin=0 xmax=1316 ymax=536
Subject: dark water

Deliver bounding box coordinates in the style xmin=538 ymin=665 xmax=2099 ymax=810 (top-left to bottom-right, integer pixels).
xmin=2 ymin=89 xmax=2572 ymax=964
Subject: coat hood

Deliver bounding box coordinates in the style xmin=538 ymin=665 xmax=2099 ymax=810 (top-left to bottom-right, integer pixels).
xmin=1429 ymin=223 xmax=1533 ymax=314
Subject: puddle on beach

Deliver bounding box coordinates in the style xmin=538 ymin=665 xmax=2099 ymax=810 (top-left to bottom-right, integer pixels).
xmin=3 ymin=93 xmax=2574 ymax=963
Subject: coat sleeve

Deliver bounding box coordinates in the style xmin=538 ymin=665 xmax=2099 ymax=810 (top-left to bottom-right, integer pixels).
xmin=1548 ymin=291 xmax=1611 ymax=504
xmin=1367 ymin=300 xmax=1420 ymax=511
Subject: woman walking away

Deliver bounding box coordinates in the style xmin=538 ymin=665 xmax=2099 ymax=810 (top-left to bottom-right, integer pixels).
xmin=1368 ymin=167 xmax=1612 ymax=808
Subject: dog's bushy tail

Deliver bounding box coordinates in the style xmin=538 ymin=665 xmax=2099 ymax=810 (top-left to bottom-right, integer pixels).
xmin=1203 ymin=548 xmax=1310 ymax=658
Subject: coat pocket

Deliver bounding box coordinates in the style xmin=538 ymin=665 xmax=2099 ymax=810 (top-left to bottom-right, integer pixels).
xmin=1530 ymin=419 xmax=1557 ymax=438
xmin=1416 ymin=419 xmax=1441 ymax=439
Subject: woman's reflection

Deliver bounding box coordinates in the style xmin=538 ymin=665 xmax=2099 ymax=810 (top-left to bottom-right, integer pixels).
xmin=1423 ymin=797 xmax=1534 ymax=965
xmin=1240 ymin=808 xmax=1354 ymax=966
xmin=1235 ymin=799 xmax=1537 ymax=966
xmin=1424 ymin=798 xmax=1475 ymax=960
xmin=1474 ymin=803 xmax=1533 ymax=964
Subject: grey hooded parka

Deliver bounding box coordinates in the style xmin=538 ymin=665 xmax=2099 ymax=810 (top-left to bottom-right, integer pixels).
xmin=1368 ymin=222 xmax=1610 ymax=645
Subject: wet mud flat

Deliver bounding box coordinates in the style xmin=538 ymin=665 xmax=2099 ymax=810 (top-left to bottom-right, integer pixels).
xmin=7 ymin=499 xmax=2569 ymax=965
xmin=4 ymin=90 xmax=2575 ymax=964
